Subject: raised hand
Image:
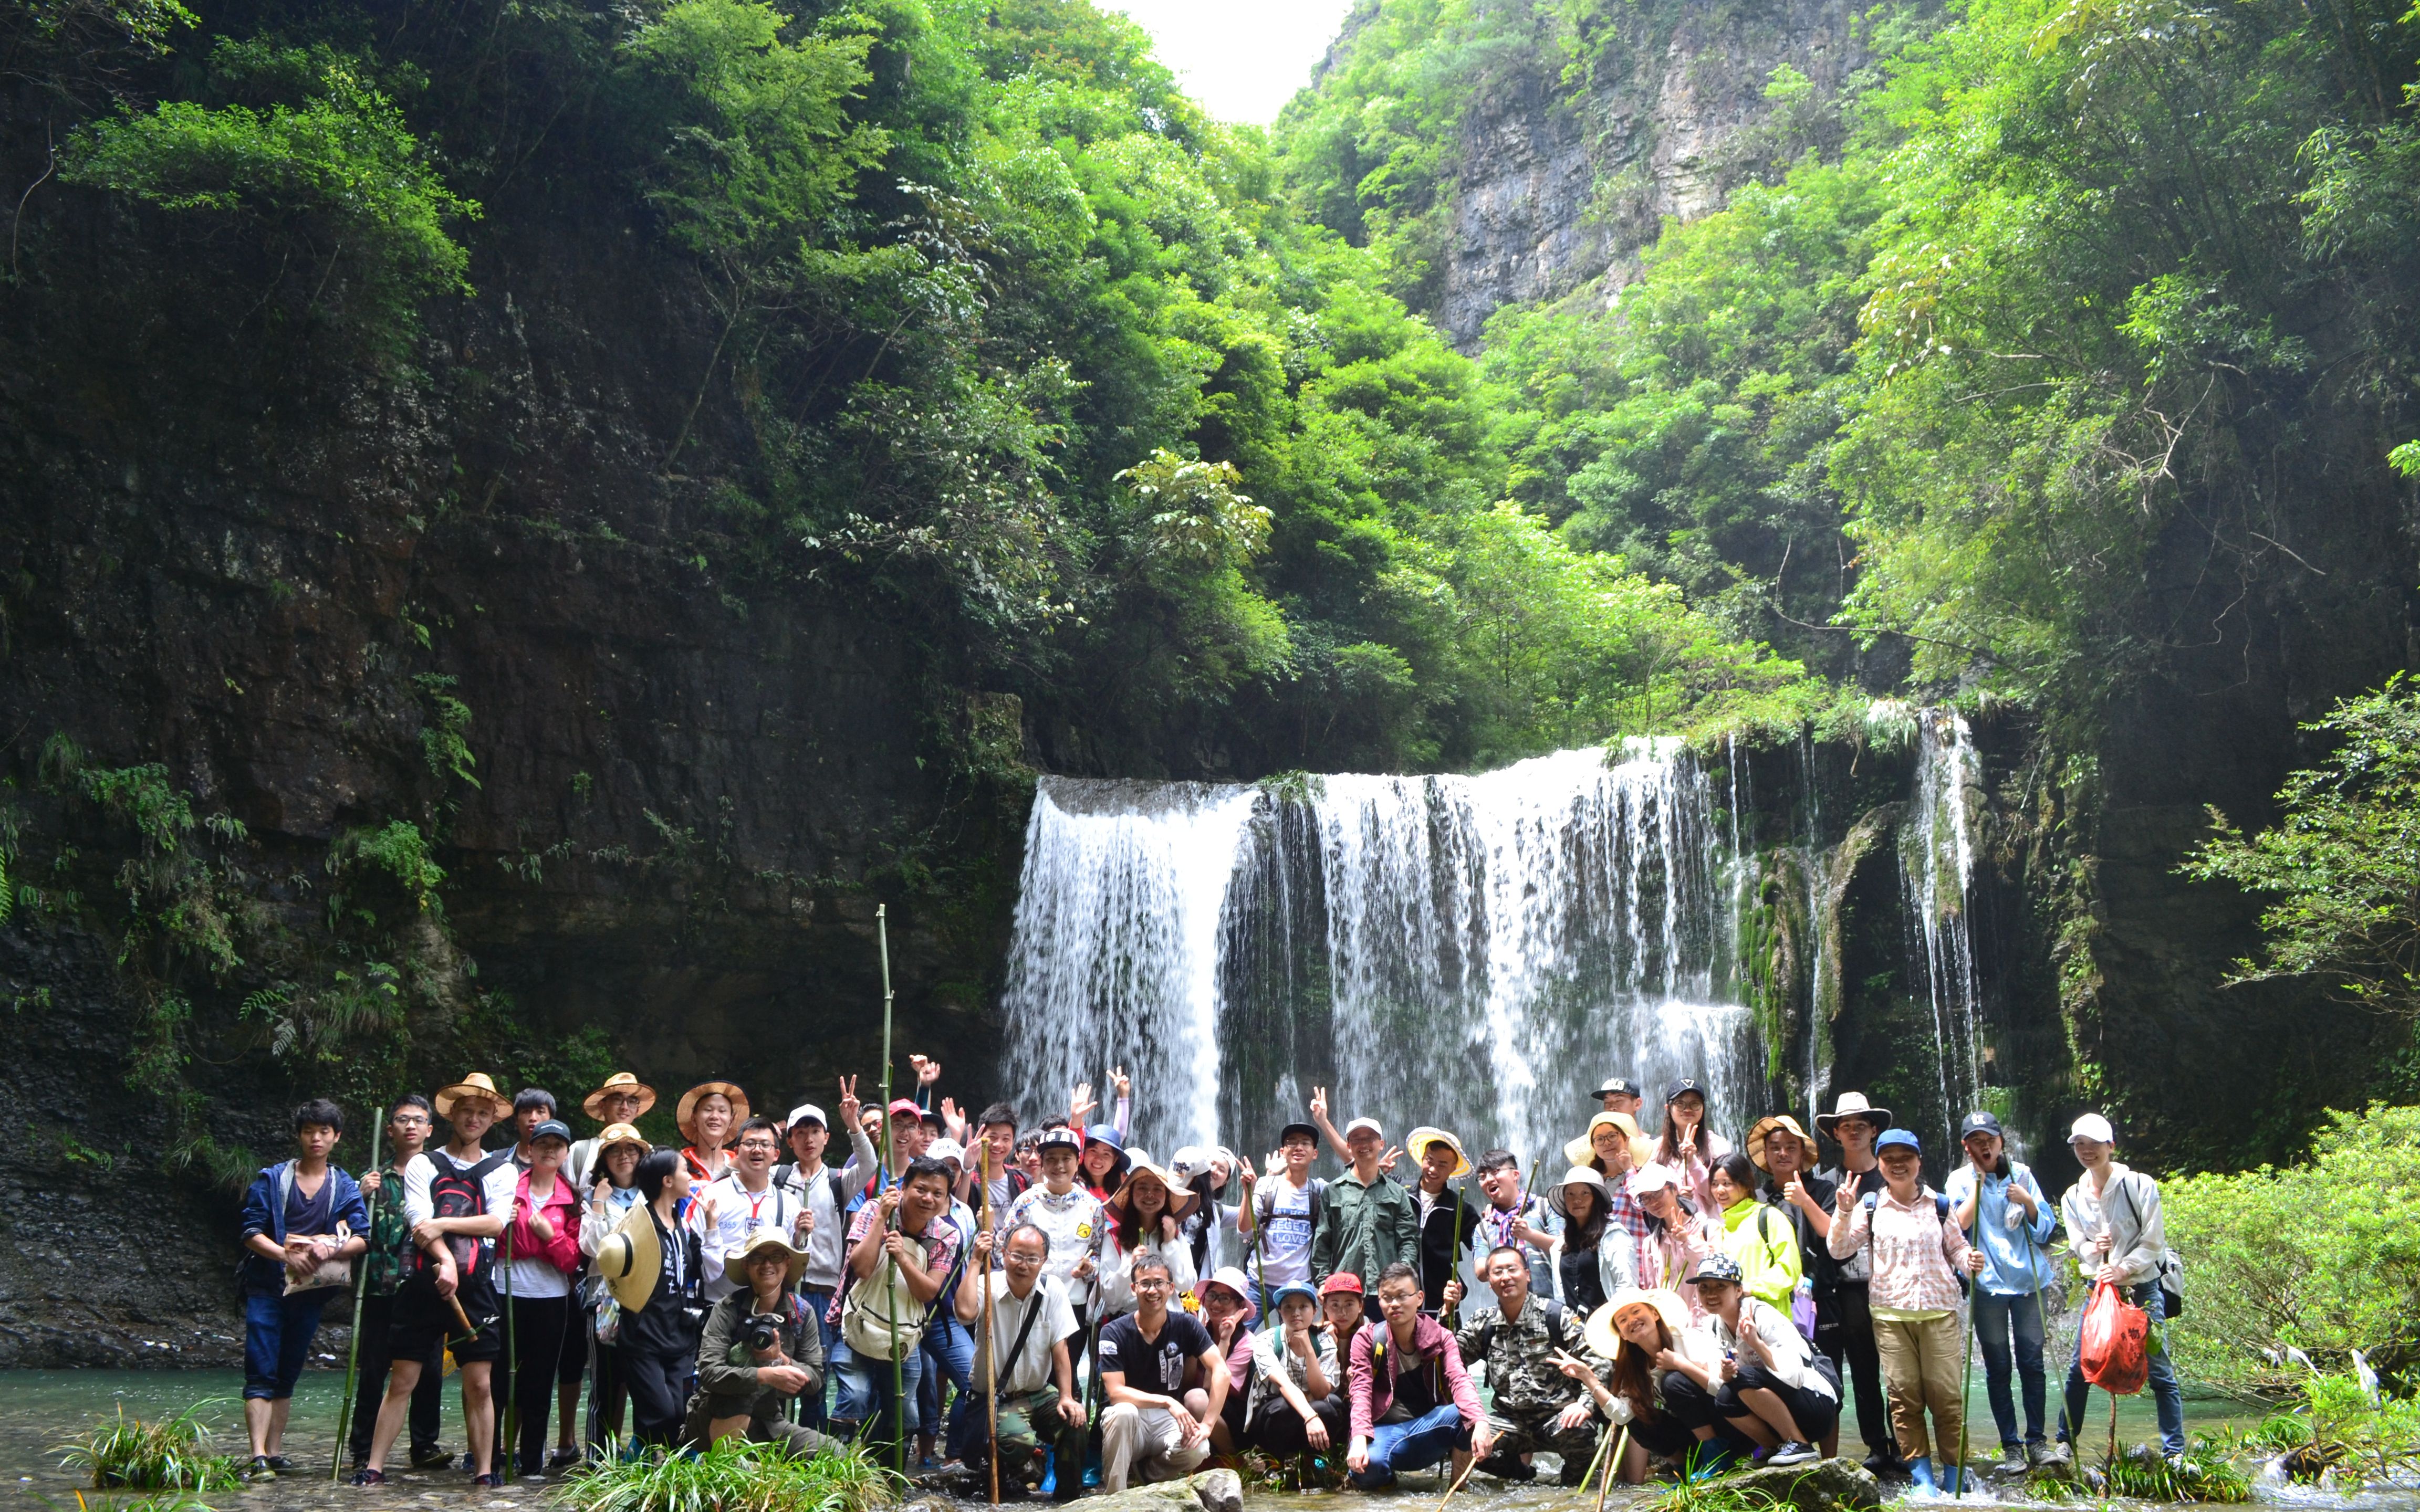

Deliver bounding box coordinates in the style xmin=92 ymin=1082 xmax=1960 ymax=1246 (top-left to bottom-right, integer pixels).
xmin=1111 ymin=1066 xmax=1131 ymax=1101
xmin=1068 ymin=1082 xmax=1098 ymax=1125
xmin=1376 ymin=1145 xmax=1402 ymax=1174
xmin=1309 ymin=1087 xmax=1330 ymax=1122
xmin=941 ymin=1096 xmax=968 ymax=1142
xmin=837 ymin=1075 xmax=862 ymax=1127
xmin=910 ymin=1053 xmax=942 ymax=1087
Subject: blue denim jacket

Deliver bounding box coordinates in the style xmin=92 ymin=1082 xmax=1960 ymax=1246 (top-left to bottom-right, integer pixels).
xmin=238 ymin=1160 xmax=369 ymax=1295
xmin=1943 ymin=1161 xmax=2057 ymax=1296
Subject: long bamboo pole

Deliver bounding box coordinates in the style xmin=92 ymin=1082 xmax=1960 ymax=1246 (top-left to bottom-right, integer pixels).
xmin=878 ymin=904 xmax=903 ymax=1477
xmin=981 ymin=1143 xmax=1000 ymax=1505
xmin=330 ymin=1113 xmax=383 ymax=1482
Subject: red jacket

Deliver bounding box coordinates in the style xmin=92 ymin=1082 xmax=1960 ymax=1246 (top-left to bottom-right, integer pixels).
xmin=509 ymin=1170 xmax=582 ymax=1276
xmin=1349 ymin=1312 xmax=1484 ymax=1440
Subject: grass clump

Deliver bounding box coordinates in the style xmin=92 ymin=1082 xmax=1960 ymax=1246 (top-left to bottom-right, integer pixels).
xmin=56 ymin=1405 xmax=240 ymax=1492
xmin=1645 ymin=1476 xmax=1791 ymax=1512
xmin=551 ymin=1437 xmax=895 ymax=1512
xmin=2095 ymin=1440 xmax=2253 ymax=1504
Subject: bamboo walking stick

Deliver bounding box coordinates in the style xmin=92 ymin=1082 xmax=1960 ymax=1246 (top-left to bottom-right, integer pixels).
xmin=878 ymin=903 xmax=905 ymax=1477
xmin=1595 ymin=1425 xmax=1631 ymax=1512
xmin=1955 ymin=1208 xmax=1976 ymax=1497
xmin=501 ymin=1212 xmax=518 ymax=1478
xmin=981 ymin=1142 xmax=1000 ymax=1506
xmin=330 ymin=1113 xmax=383 ymax=1481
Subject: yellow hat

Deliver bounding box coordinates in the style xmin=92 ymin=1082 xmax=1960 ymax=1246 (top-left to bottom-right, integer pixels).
xmin=592 ymin=1206 xmax=662 ymax=1312
xmin=1405 ymin=1126 xmax=1473 ymax=1179
xmin=1564 ymin=1111 xmax=1647 ymax=1168
xmin=581 ymin=1072 xmax=659 ymax=1122
xmin=595 ymin=1122 xmax=651 ymax=1157
xmin=676 ymin=1082 xmax=750 ymax=1142
xmin=434 ymin=1072 xmax=508 ymax=1121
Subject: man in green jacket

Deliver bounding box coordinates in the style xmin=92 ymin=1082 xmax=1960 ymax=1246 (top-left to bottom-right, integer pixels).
xmin=1311 ymin=1115 xmax=1419 ymax=1315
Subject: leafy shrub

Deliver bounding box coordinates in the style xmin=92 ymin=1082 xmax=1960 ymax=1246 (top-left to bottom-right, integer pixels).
xmin=2161 ymin=1103 xmax=2420 ymax=1393
xmin=58 ymin=1404 xmax=240 ymax=1492
xmin=551 ymin=1437 xmax=894 ymax=1512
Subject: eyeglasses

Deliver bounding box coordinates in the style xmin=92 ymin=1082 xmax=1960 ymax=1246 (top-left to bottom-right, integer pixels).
xmin=391 ymin=1114 xmax=431 ymax=1125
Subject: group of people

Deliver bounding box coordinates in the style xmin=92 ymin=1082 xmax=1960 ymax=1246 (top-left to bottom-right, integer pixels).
xmin=233 ymin=1062 xmax=2187 ymax=1500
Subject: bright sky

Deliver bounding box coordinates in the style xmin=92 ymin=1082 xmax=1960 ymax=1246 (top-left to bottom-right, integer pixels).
xmin=1108 ymin=0 xmax=1361 ymax=125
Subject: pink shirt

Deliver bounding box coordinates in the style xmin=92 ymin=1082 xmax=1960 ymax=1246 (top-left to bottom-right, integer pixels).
xmin=1827 ymin=1184 xmax=1972 ymax=1314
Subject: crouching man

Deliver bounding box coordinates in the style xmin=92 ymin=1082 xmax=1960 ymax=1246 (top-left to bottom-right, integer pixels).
xmin=1456 ymin=1246 xmax=1607 ymax=1484
xmin=1098 ymin=1251 xmax=1228 ymax=1492
xmin=685 ymin=1230 xmax=844 ymax=1454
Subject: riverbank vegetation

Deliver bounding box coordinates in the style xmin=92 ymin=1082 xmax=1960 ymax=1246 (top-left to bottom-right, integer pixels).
xmin=552 ymin=1438 xmax=894 ymax=1512
xmin=58 ymin=1404 xmax=241 ymax=1493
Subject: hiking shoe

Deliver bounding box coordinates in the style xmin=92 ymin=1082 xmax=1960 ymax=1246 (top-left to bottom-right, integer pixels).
xmin=548 ymin=1449 xmax=582 ymax=1469
xmin=1993 ymin=1447 xmax=2029 ymax=1475
xmin=410 ymin=1447 xmax=455 ymax=1469
xmin=1770 ymin=1442 xmax=1819 ymax=1467
xmin=470 ymin=1473 xmax=504 ymax=1488
xmin=1863 ymin=1451 xmax=1909 ymax=1476
xmin=2041 ymin=1441 xmax=2074 ymax=1466
xmin=348 ymin=1468 xmax=387 ymax=1487
xmin=245 ymin=1457 xmax=276 ymax=1481
xmin=263 ymin=1456 xmax=295 ymax=1471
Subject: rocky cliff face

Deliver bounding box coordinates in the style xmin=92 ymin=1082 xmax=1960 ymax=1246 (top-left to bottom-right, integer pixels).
xmin=1434 ymin=0 xmax=1863 ymax=345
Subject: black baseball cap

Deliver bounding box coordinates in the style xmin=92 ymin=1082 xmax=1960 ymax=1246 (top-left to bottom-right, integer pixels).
xmin=1595 ymin=1077 xmax=1642 ymax=1100
xmin=1959 ymin=1111 xmax=2004 ymax=1140
xmin=1278 ymin=1121 xmax=1319 ymax=1146
xmin=1665 ymin=1078 xmax=1707 ymax=1102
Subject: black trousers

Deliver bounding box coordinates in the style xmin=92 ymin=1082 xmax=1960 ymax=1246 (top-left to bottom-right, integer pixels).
xmin=499 ymin=1295 xmax=585 ymax=1472
xmin=1245 ymin=1391 xmax=1347 ymax=1457
xmin=348 ymin=1292 xmax=443 ymax=1464
xmin=586 ymin=1340 xmax=630 ymax=1455
xmin=623 ymin=1345 xmax=691 ymax=1448
xmin=1832 ymin=1282 xmax=1895 ymax=1459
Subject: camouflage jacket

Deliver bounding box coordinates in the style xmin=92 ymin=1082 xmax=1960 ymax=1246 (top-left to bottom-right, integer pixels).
xmin=1453 ymin=1296 xmax=1600 ymax=1415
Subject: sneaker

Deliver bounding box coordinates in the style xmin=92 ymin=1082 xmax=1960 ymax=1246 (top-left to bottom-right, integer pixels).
xmin=348 ymin=1468 xmax=387 ymax=1487
xmin=264 ymin=1456 xmax=295 ymax=1472
xmin=1993 ymin=1447 xmax=2029 ymax=1475
xmin=470 ymin=1473 xmax=504 ymax=1488
xmin=2042 ymin=1441 xmax=2074 ymax=1466
xmin=410 ymin=1447 xmax=456 ymax=1469
xmin=1770 ymin=1442 xmax=1819 ymax=1467
xmin=2025 ymin=1442 xmax=2055 ymax=1467
xmin=245 ymin=1457 xmax=277 ymax=1481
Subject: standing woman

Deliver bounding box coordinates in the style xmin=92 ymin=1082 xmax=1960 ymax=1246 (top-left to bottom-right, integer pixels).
xmin=1708 ymin=1152 xmax=1801 ymax=1316
xmin=1097 ymin=1154 xmax=1199 ymax=1318
xmin=1826 ymin=1129 xmax=1984 ymax=1496
xmin=1557 ymin=1288 xmax=1722 ymax=1482
xmin=1944 ymin=1112 xmax=2057 ymax=1473
xmin=678 ymin=1083 xmax=747 ymax=1186
xmin=595 ymin=1149 xmax=708 ymax=1448
xmin=1547 ymin=1167 xmax=1633 ymax=1315
xmin=578 ymin=1124 xmax=650 ymax=1458
xmin=505 ymin=1121 xmax=585 ymax=1475
xmin=1654 ymin=1080 xmax=1731 ymax=1216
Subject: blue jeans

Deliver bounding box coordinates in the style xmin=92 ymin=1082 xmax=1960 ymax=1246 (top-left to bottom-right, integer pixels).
xmin=2060 ymin=1283 xmax=2185 ymax=1456
xmin=1351 ymin=1404 xmax=1469 ymax=1487
xmin=920 ymin=1312 xmax=974 ymax=1443
xmin=832 ymin=1331 xmax=927 ymax=1454
xmin=800 ymin=1289 xmax=839 ymax=1431
xmin=1972 ymin=1291 xmax=2047 ymax=1446
xmin=243 ymin=1290 xmax=332 ymax=1400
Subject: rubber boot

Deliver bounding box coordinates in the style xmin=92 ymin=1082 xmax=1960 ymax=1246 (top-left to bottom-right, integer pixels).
xmin=1909 ymin=1456 xmax=1938 ymax=1496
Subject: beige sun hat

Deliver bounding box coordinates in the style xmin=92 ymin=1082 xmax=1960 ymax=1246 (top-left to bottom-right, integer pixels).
xmin=1108 ymin=1152 xmax=1201 ymax=1217
xmin=1746 ymin=1114 xmax=1817 ymax=1171
xmin=1548 ymin=1164 xmax=1610 ymax=1216
xmin=1564 ymin=1111 xmax=1649 ymax=1168
xmin=1584 ymin=1287 xmax=1692 ymax=1361
xmin=676 ymin=1081 xmax=750 ymax=1142
xmin=1814 ymin=1091 xmax=1893 ymax=1138
xmin=1405 ymin=1126 xmax=1473 ymax=1180
xmin=593 ymin=1205 xmax=662 ymax=1312
xmin=434 ymin=1072 xmax=509 ymax=1121
xmin=729 ymin=1227 xmax=809 ymax=1288
xmin=581 ymin=1072 xmax=659 ymax=1122
xmin=594 ymin=1122 xmax=651 ymax=1158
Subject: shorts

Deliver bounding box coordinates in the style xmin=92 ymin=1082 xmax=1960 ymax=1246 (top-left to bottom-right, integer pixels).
xmin=389 ymin=1274 xmax=503 ymax=1363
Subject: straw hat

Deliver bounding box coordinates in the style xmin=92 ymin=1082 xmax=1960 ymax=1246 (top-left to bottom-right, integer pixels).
xmin=434 ymin=1072 xmax=509 ymax=1121
xmin=1109 ymin=1152 xmax=1200 ymax=1217
xmin=1584 ymin=1288 xmax=1691 ymax=1361
xmin=1405 ymin=1126 xmax=1473 ymax=1180
xmin=676 ymin=1082 xmax=750 ymax=1142
xmin=596 ymin=1122 xmax=651 ymax=1158
xmin=592 ymin=1206 xmax=662 ymax=1312
xmin=1564 ymin=1112 xmax=1648 ymax=1168
xmin=1746 ymin=1114 xmax=1817 ymax=1171
xmin=1814 ymin=1091 xmax=1892 ymax=1138
xmin=581 ymin=1072 xmax=658 ymax=1122
xmin=729 ymin=1227 xmax=808 ymax=1288
xmin=1547 ymin=1164 xmax=1610 ymax=1217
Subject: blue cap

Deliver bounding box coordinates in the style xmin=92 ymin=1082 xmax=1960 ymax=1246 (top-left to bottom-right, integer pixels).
xmin=1084 ymin=1124 xmax=1124 ymax=1151
xmin=1874 ymin=1128 xmax=1923 ymax=1154
xmin=1271 ymin=1283 xmax=1319 ymax=1312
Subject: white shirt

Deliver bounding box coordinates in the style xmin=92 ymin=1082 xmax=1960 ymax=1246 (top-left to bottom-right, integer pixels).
xmin=1705 ymin=1298 xmax=1834 ymax=1399
xmin=1005 ymin=1184 xmax=1106 ymax=1308
xmin=776 ymin=1124 xmax=879 ymax=1293
xmin=1252 ymin=1178 xmax=1317 ymax=1289
xmin=403 ymin=1146 xmax=520 ymax=1227
xmin=700 ymin=1171 xmax=802 ymax=1300
xmin=971 ymin=1271 xmax=1078 ymax=1395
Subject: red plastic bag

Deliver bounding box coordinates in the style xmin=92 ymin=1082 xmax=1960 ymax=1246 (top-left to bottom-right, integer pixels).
xmin=2080 ymin=1280 xmax=2149 ymax=1394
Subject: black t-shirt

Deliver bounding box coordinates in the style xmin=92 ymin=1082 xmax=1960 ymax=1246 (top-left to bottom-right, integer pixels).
xmin=1098 ymin=1309 xmax=1215 ymax=1398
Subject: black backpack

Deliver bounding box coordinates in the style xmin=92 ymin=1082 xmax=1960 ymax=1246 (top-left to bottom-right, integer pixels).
xmin=773 ymin=1161 xmax=853 ymax=1215
xmin=1862 ymin=1189 xmax=1968 ymax=1296
xmin=412 ymin=1149 xmax=513 ymax=1278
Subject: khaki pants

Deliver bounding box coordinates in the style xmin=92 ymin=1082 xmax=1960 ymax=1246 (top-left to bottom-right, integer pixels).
xmin=1873 ymin=1312 xmax=1964 ymax=1464
xmin=1100 ymin=1401 xmax=1210 ymax=1492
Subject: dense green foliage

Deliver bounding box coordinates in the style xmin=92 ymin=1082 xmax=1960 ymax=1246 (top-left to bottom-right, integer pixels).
xmin=2181 ymin=679 xmax=2420 ymax=1016
xmin=555 ymin=1437 xmax=894 ymax=1512
xmin=2162 ymin=1103 xmax=2420 ymax=1392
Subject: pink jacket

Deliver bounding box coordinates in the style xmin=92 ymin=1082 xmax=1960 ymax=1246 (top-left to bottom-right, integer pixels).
xmin=510 ymin=1170 xmax=582 ymax=1276
xmin=1348 ymin=1313 xmax=1484 ymax=1441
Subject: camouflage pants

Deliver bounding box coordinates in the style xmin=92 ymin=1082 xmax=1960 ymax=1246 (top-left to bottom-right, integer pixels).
xmin=1483 ymin=1404 xmax=1604 ymax=1482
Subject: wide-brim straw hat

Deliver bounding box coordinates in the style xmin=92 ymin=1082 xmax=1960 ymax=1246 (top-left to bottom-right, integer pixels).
xmin=1584 ymin=1288 xmax=1692 ymax=1361
xmin=1548 ymin=1164 xmax=1610 ymax=1216
xmin=730 ymin=1227 xmax=808 ymax=1288
xmin=1564 ymin=1112 xmax=1649 ymax=1168
xmin=1747 ymin=1114 xmax=1817 ymax=1171
xmin=1814 ymin=1091 xmax=1893 ymax=1137
xmin=582 ymin=1072 xmax=659 ymax=1122
xmin=593 ymin=1206 xmax=661 ymax=1312
xmin=434 ymin=1072 xmax=509 ymax=1121
xmin=676 ymin=1082 xmax=750 ymax=1142
xmin=1108 ymin=1152 xmax=1200 ymax=1217
xmin=595 ymin=1122 xmax=651 ymax=1158
xmin=1405 ymin=1126 xmax=1473 ymax=1180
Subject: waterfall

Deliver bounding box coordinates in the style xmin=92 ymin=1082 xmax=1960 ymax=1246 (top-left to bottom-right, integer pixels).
xmin=1900 ymin=709 xmax=1987 ymax=1144
xmin=999 ymin=744 xmax=1766 ymax=1165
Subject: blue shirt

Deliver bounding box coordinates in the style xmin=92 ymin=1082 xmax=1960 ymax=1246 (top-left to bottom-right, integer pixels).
xmin=1942 ymin=1161 xmax=2057 ymax=1296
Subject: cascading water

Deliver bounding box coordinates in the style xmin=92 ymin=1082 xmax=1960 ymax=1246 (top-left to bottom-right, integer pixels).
xmin=999 ymin=743 xmax=1765 ymax=1164
xmin=1899 ymin=709 xmax=1988 ymax=1144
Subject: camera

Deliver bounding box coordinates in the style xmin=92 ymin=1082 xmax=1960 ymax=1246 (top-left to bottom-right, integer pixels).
xmin=737 ymin=1312 xmax=784 ymax=1355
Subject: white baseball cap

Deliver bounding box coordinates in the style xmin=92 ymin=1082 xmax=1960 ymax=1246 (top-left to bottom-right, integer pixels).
xmin=928 ymin=1138 xmax=968 ymax=1170
xmin=2068 ymin=1112 xmax=2116 ymax=1146
xmin=1344 ymin=1117 xmax=1384 ymax=1139
xmin=787 ymin=1103 xmax=827 ymax=1129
